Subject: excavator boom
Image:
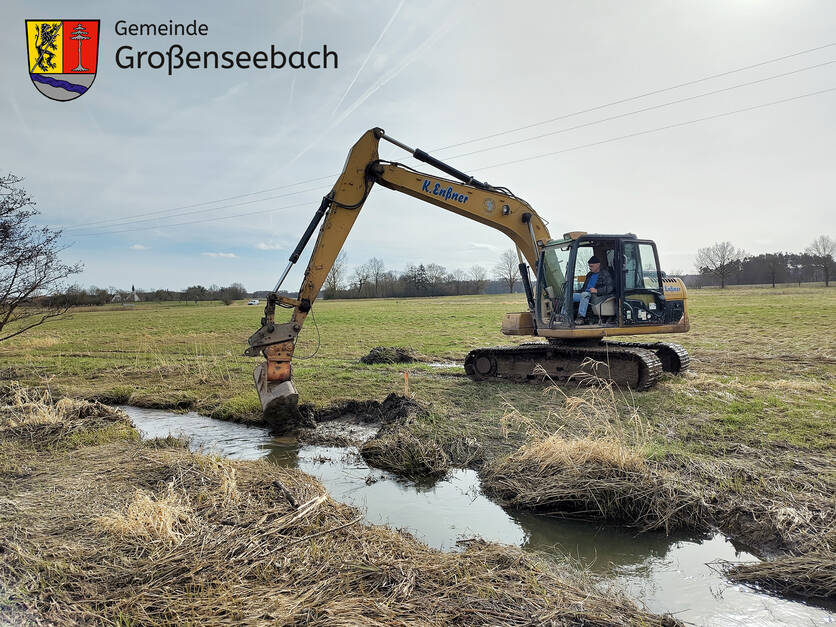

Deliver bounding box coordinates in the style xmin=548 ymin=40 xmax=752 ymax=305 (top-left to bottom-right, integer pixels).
xmin=245 ymin=128 xmax=548 ymax=425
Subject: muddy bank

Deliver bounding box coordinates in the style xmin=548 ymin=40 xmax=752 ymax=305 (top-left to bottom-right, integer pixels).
xmin=298 ymin=393 xmax=482 ymax=480
xmin=0 ymin=385 xmax=676 ymax=626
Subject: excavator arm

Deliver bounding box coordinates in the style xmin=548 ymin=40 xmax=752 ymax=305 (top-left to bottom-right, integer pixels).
xmin=245 ymin=127 xmax=551 ymax=425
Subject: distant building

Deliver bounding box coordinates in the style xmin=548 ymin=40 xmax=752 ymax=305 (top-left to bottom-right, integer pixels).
xmin=110 ymin=285 xmax=141 ymax=303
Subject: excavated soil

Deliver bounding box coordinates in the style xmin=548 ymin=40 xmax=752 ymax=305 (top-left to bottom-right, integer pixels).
xmin=295 ymin=394 xmax=483 ymax=481
xmin=296 ymin=393 xmax=425 ymax=447
xmin=359 ymin=346 xmax=418 ymax=364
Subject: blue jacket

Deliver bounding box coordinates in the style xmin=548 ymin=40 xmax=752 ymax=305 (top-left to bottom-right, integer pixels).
xmin=581 ymin=269 xmax=614 ymax=304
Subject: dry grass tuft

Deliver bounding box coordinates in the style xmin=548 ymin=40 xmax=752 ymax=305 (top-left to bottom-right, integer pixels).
xmin=514 ymin=434 xmax=646 ymax=473
xmin=99 ymin=485 xmax=195 ymax=545
xmin=359 ymin=346 xmax=417 ymax=364
xmin=361 ymin=431 xmax=451 ymax=480
xmin=502 ymin=366 xmax=650 ymax=446
xmin=720 ymin=553 xmax=836 ymax=600
xmin=486 ymin=376 xmax=708 ymax=533
xmin=0 ymin=381 xmax=135 ymax=449
xmin=483 ymin=436 xmax=708 ymax=533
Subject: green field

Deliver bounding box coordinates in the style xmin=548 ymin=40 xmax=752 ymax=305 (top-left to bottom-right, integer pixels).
xmin=2 ymin=287 xmax=834 ymax=457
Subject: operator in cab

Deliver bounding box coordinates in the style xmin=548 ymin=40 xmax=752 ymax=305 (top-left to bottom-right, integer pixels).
xmin=574 ymin=256 xmax=614 ymax=325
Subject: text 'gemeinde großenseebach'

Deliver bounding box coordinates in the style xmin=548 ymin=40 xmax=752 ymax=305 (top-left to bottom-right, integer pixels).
xmin=114 ymin=19 xmax=338 ymax=75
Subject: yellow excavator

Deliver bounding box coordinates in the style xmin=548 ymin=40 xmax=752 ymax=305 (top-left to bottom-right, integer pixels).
xmin=245 ymin=128 xmax=690 ymax=426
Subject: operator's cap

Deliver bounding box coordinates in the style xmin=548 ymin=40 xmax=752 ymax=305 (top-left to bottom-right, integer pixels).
xmin=588 ymin=256 xmax=600 ymax=264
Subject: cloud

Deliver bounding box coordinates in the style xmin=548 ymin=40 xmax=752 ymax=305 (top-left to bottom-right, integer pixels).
xmin=255 ymin=241 xmax=285 ymax=250
xmin=130 ymin=244 xmax=150 ymax=250
xmin=469 ymin=242 xmax=500 ymax=251
xmin=201 ymin=252 xmax=238 ymax=258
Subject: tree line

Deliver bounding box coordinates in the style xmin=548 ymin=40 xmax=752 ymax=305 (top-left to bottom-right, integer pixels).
xmin=50 ymin=283 xmax=250 ymax=306
xmin=321 ymin=251 xmax=525 ymax=299
xmin=691 ymin=236 xmax=834 ymax=288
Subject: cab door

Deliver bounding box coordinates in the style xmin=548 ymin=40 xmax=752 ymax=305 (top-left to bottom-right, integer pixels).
xmin=621 ymin=240 xmax=665 ymax=325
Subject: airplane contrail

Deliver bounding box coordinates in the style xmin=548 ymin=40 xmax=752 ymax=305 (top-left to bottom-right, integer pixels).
xmin=331 ymin=0 xmax=405 ymax=116
xmin=285 ymin=7 xmax=462 ymax=168
xmin=285 ymin=0 xmax=307 ymax=115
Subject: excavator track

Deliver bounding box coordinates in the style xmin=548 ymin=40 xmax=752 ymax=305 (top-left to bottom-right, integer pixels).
xmin=464 ymin=342 xmax=663 ymax=390
xmin=602 ymin=340 xmax=690 ymax=375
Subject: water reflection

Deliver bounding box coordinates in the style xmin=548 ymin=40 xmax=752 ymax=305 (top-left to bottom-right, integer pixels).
xmin=510 ymin=509 xmax=701 ymax=571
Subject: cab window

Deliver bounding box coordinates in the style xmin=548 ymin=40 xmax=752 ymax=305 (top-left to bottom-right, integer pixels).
xmin=542 ymin=246 xmax=569 ymax=298
xmin=639 ymin=243 xmax=661 ymax=290
xmin=624 ymin=242 xmax=661 ymax=291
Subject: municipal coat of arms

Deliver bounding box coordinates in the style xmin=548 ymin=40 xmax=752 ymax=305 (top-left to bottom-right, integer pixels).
xmin=26 ymin=20 xmax=100 ymax=101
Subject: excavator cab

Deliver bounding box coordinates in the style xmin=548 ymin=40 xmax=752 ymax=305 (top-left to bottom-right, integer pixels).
xmin=535 ymin=233 xmax=671 ymax=330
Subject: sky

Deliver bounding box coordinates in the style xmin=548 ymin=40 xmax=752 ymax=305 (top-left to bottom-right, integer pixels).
xmin=2 ymin=0 xmax=835 ymax=292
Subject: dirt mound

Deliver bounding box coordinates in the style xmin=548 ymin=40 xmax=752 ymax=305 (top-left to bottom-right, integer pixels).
xmin=293 ymin=394 xmax=427 ymax=446
xmin=265 ymin=393 xmax=425 ymax=438
xmin=306 ymin=393 xmax=426 ymax=426
xmin=360 ymin=346 xmax=417 ymax=364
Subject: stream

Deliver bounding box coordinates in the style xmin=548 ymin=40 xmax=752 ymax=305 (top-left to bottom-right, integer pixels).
xmin=122 ymin=406 xmax=835 ymax=626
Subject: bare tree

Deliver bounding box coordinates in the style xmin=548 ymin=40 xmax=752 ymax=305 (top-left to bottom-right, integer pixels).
xmin=425 ymin=263 xmax=447 ymax=289
xmin=695 ymin=241 xmax=744 ymax=289
xmin=493 ymin=249 xmax=518 ymax=293
xmin=764 ymin=253 xmax=781 ymax=288
xmin=806 ymin=235 xmax=834 ymax=287
xmin=470 ymin=264 xmax=488 ymax=294
xmin=324 ymin=251 xmax=347 ymax=298
xmin=1 ymin=174 xmax=82 ymax=342
xmin=367 ymin=257 xmax=385 ymax=296
xmin=451 ymin=268 xmax=467 ymax=295
xmin=352 ymin=262 xmax=371 ymax=295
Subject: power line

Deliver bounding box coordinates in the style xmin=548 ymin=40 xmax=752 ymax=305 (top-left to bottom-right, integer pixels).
xmin=471 ymin=86 xmax=836 ymax=172
xmin=69 ymin=85 xmax=836 ymax=237
xmin=69 ymin=199 xmax=318 ymax=237
xmin=430 ymin=41 xmax=836 ymax=152
xmin=61 ymin=174 xmax=335 ymax=230
xmin=62 ymin=185 xmax=325 ymax=232
xmin=55 ymin=42 xmax=836 ymax=236
xmin=444 ymin=59 xmax=836 ymax=161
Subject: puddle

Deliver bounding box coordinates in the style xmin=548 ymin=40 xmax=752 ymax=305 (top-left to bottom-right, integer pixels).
xmin=122 ymin=406 xmax=836 ymax=626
